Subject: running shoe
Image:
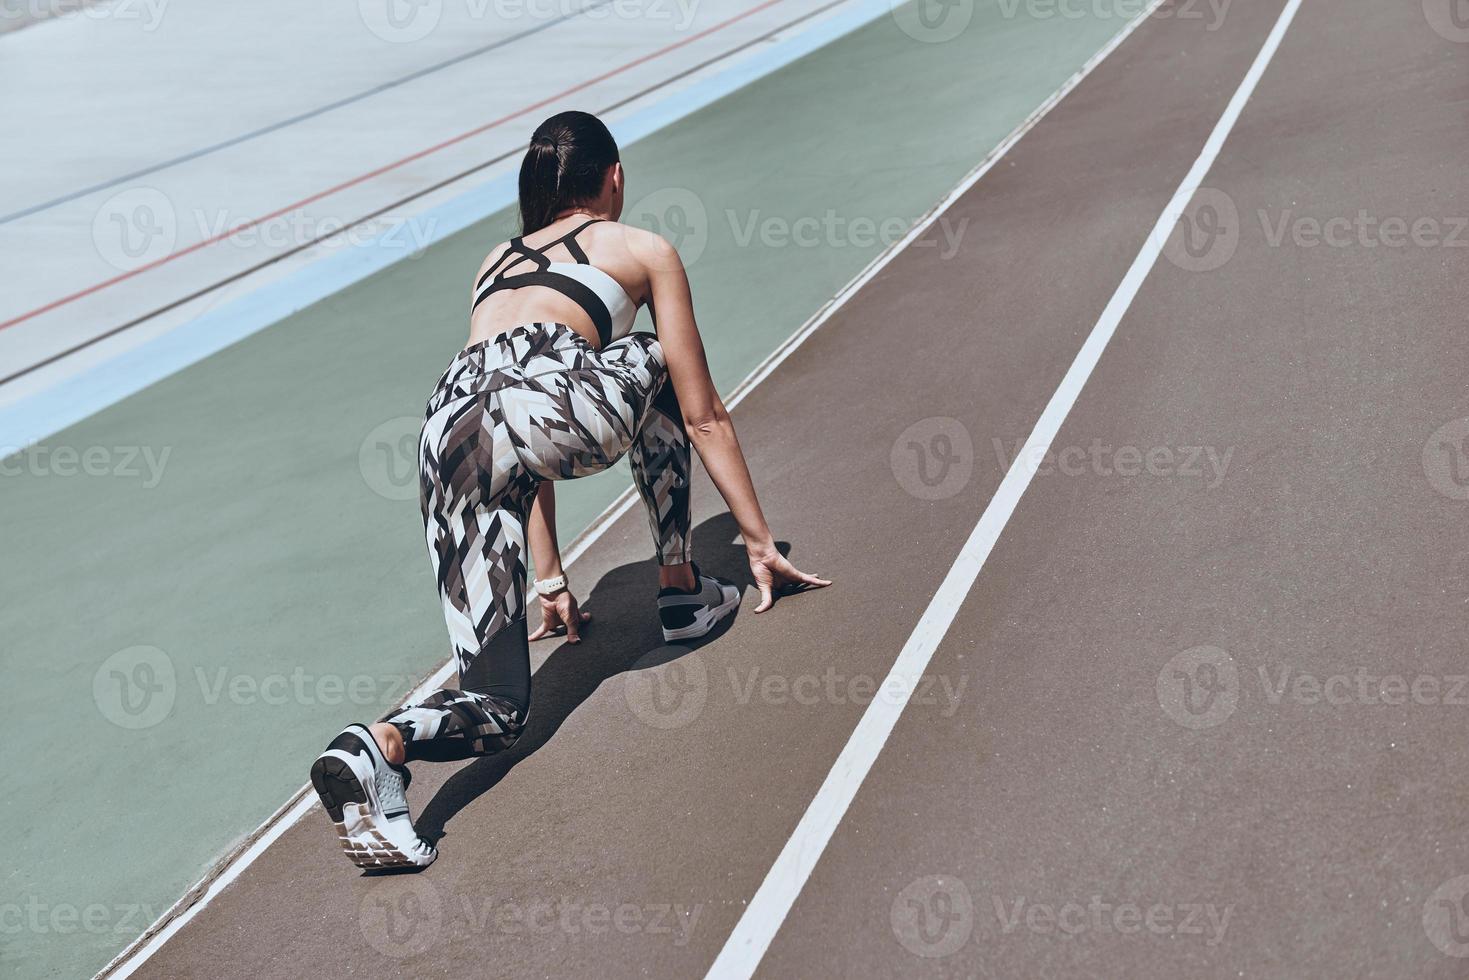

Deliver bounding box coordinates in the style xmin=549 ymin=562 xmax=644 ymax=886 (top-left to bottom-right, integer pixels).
xmin=309 ymin=724 xmax=436 ymax=870
xmin=657 ymin=563 xmax=740 ymax=642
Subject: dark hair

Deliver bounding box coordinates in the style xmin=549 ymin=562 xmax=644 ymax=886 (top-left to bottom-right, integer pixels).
xmin=518 ymin=111 xmax=620 ymax=234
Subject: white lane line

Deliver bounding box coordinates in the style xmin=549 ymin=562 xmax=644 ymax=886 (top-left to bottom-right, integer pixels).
xmin=703 ymin=0 xmax=1304 ymax=975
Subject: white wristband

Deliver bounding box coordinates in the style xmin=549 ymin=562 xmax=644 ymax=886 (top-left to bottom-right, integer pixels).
xmin=535 ymin=573 xmax=568 ymax=595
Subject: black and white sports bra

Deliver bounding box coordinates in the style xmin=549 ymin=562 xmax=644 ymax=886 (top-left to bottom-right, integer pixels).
xmin=471 ymin=218 xmax=637 ymax=346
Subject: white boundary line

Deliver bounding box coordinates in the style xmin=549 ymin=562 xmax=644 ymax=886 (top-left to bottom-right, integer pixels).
xmin=95 ymin=2 xmax=1195 ymax=975
xmin=703 ymin=0 xmax=1304 ymax=975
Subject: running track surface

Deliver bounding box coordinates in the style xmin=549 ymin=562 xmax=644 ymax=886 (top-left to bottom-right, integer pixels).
xmin=118 ymin=0 xmax=1469 ymax=976
xmin=1 ymin=4 xmax=1135 ymax=977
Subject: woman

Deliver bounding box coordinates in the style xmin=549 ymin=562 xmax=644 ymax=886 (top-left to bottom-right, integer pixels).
xmin=310 ymin=110 xmax=829 ymax=869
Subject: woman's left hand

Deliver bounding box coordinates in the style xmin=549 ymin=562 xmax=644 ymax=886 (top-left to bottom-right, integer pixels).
xmin=528 ymin=589 xmax=591 ymax=644
xmin=748 ymin=545 xmax=832 ymax=614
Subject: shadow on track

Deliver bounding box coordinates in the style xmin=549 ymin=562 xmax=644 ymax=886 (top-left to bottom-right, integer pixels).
xmin=410 ymin=511 xmax=787 ymax=847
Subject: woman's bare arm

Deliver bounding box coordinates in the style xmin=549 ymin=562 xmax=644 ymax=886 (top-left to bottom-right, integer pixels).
xmin=526 ymin=481 xmax=564 ymax=582
xmin=526 ymin=481 xmax=590 ymax=642
xmin=642 ymin=233 xmax=830 ymax=611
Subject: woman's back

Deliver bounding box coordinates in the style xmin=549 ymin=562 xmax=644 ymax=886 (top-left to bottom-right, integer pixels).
xmin=468 ymin=215 xmax=665 ymax=349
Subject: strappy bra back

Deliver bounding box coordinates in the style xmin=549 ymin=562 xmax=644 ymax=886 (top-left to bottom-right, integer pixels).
xmin=472 ymin=218 xmax=637 ymax=346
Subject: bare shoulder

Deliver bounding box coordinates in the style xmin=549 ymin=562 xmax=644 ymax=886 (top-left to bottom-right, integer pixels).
xmin=476 ymin=239 xmax=514 ymax=280
xmin=586 ymin=221 xmax=682 ymax=273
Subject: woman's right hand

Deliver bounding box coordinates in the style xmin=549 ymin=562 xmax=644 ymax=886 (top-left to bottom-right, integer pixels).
xmin=528 ymin=588 xmax=591 ymax=644
xmin=747 ymin=545 xmax=831 ymax=613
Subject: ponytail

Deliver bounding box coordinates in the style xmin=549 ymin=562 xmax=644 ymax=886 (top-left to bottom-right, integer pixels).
xmin=517 ymin=111 xmax=619 ymax=234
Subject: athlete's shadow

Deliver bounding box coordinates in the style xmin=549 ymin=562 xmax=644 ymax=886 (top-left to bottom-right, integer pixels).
xmin=413 ymin=511 xmax=783 ymax=845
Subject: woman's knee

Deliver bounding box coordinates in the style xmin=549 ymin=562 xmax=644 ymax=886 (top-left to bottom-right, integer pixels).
xmin=470 ymin=719 xmax=526 ymax=756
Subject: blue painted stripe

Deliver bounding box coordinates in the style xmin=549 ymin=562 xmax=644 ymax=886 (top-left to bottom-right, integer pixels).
xmin=0 ymin=0 xmax=890 ymax=453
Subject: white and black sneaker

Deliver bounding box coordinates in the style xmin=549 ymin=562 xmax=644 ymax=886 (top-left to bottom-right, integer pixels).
xmin=657 ymin=563 xmax=740 ymax=643
xmin=309 ymin=724 xmax=437 ymax=870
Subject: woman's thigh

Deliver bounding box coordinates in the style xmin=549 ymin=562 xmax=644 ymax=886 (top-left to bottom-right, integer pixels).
xmin=420 ymin=392 xmax=529 ymax=517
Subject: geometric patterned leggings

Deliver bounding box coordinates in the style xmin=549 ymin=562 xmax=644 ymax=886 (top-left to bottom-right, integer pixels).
xmin=385 ymin=323 xmax=692 ymax=763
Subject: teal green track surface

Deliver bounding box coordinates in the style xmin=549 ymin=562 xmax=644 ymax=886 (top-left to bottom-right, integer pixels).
xmin=2 ymin=5 xmax=1128 ymax=975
